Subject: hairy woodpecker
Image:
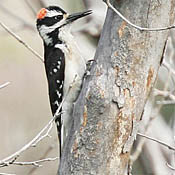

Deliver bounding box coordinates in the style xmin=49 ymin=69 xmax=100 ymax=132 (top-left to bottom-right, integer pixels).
xmin=36 ymin=6 xmax=92 ymax=156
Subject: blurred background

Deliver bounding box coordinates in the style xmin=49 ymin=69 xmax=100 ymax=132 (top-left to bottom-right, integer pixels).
xmin=1 ymin=0 xmax=175 ymax=175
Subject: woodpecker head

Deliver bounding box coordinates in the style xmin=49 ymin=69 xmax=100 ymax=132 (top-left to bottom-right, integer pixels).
xmin=36 ymin=6 xmax=92 ymax=46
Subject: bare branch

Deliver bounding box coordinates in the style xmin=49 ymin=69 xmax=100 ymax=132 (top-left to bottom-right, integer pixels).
xmin=0 ymin=25 xmax=32 ymax=36
xmin=31 ymin=122 xmax=53 ymax=147
xmin=0 ymin=173 xmax=15 ymax=175
xmin=129 ymin=101 xmax=168 ymax=168
xmin=166 ymin=162 xmax=175 ymax=171
xmin=0 ymin=74 xmax=76 ymax=168
xmin=0 ymin=21 xmax=44 ymax=63
xmin=138 ymin=133 xmax=175 ymax=151
xmin=0 ymin=82 xmax=10 ymax=89
xmin=11 ymin=157 xmax=58 ymax=167
xmin=154 ymin=89 xmax=175 ymax=101
xmin=106 ymin=0 xmax=175 ymax=31
xmin=156 ymin=100 xmax=175 ymax=105
xmin=0 ymin=156 xmax=19 ymax=168
xmin=28 ymin=145 xmax=55 ymax=175
xmin=0 ymin=112 xmax=61 ymax=167
xmin=163 ymin=62 xmax=175 ymax=76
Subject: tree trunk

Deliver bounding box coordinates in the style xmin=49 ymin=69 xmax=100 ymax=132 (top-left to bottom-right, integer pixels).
xmin=58 ymin=0 xmax=175 ymax=174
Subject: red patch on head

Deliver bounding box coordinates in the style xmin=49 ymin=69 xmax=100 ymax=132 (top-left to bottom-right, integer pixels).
xmin=37 ymin=8 xmax=47 ymax=19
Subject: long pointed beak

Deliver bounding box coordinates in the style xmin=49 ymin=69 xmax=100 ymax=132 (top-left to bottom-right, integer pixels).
xmin=66 ymin=10 xmax=92 ymax=23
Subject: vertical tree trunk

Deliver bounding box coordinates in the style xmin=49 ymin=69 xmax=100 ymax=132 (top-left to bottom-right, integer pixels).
xmin=59 ymin=0 xmax=175 ymax=174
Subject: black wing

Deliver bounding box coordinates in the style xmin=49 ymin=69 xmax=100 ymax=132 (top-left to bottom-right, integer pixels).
xmin=44 ymin=44 xmax=65 ymax=156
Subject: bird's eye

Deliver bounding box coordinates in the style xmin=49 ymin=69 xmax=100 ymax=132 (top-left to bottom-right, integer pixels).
xmin=54 ymin=15 xmax=62 ymax=20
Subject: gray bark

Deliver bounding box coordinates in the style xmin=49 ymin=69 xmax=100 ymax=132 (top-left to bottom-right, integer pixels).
xmin=58 ymin=0 xmax=175 ymax=174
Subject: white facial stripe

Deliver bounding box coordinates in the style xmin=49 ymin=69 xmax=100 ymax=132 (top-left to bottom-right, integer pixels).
xmin=46 ymin=10 xmax=63 ymax=17
xmin=39 ymin=19 xmax=65 ymax=45
xmin=40 ymin=24 xmax=54 ymax=34
xmin=51 ymin=20 xmax=65 ymax=29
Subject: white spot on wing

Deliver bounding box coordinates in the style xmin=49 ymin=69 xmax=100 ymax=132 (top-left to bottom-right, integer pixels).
xmin=56 ymin=90 xmax=62 ymax=98
xmin=53 ymin=68 xmax=57 ymax=73
xmin=54 ymin=101 xmax=59 ymax=106
xmin=56 ymin=80 xmax=60 ymax=84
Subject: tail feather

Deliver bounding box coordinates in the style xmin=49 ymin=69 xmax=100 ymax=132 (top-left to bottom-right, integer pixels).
xmin=55 ymin=117 xmax=62 ymax=157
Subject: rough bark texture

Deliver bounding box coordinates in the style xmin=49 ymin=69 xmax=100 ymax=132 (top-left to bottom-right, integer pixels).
xmin=58 ymin=0 xmax=175 ymax=174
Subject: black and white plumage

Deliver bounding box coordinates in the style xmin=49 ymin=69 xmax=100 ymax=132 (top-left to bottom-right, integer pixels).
xmin=36 ymin=6 xmax=92 ymax=156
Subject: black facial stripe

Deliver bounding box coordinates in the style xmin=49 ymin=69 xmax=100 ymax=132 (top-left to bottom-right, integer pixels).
xmin=54 ymin=15 xmax=63 ymax=21
xmin=39 ymin=16 xmax=63 ymax=27
xmin=43 ymin=17 xmax=56 ymax=26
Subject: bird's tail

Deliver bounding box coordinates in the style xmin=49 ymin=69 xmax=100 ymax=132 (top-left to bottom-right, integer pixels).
xmin=55 ymin=117 xmax=62 ymax=158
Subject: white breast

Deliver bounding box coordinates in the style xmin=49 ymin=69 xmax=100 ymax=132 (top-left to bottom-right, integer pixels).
xmin=55 ymin=26 xmax=86 ymax=149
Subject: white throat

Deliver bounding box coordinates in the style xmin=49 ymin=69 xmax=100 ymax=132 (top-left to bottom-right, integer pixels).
xmin=58 ymin=25 xmax=73 ymax=43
